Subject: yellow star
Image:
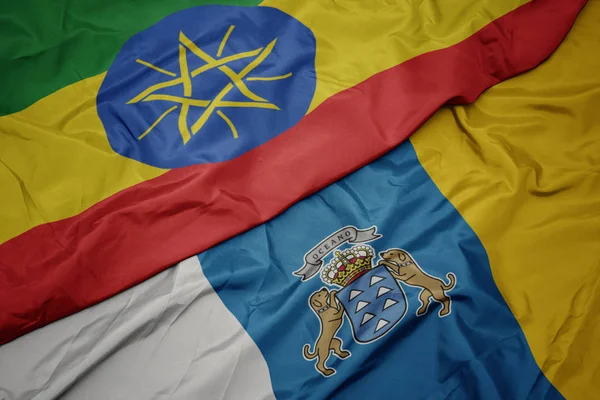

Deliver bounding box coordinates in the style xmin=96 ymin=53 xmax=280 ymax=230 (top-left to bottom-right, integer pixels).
xmin=128 ymin=25 xmax=292 ymax=144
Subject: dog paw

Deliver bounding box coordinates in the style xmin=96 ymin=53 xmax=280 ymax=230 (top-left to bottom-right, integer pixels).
xmin=322 ymin=368 xmax=336 ymax=377
xmin=416 ymin=307 xmax=427 ymax=316
xmin=339 ymin=351 xmax=351 ymax=359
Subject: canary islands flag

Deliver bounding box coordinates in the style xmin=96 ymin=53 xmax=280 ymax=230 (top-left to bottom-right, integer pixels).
xmin=0 ymin=0 xmax=591 ymax=358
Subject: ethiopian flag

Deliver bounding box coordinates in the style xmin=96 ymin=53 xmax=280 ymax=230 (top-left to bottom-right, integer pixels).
xmin=0 ymin=0 xmax=589 ymax=353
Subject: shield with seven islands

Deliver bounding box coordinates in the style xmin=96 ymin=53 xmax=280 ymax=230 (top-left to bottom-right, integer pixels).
xmin=338 ymin=266 xmax=407 ymax=343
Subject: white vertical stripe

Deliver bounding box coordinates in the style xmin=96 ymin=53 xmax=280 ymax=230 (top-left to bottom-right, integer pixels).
xmin=0 ymin=257 xmax=275 ymax=400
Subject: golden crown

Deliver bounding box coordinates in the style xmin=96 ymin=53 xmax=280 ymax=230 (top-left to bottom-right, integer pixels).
xmin=321 ymin=245 xmax=374 ymax=287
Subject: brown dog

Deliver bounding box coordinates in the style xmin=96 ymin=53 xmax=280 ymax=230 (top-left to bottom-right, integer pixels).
xmin=303 ymin=287 xmax=350 ymax=376
xmin=379 ymin=249 xmax=456 ymax=317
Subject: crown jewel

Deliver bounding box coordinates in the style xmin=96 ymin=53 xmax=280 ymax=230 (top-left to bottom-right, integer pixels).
xmin=321 ymin=245 xmax=374 ymax=287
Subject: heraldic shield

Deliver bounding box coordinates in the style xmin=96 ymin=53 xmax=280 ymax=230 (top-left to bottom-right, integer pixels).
xmin=321 ymin=245 xmax=408 ymax=343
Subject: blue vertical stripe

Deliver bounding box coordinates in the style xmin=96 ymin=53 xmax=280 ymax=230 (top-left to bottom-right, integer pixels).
xmin=198 ymin=141 xmax=562 ymax=399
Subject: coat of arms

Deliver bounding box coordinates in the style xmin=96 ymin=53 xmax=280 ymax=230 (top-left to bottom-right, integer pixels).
xmin=294 ymin=226 xmax=457 ymax=377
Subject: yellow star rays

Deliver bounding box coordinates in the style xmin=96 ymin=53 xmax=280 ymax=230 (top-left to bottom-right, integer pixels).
xmin=128 ymin=25 xmax=292 ymax=144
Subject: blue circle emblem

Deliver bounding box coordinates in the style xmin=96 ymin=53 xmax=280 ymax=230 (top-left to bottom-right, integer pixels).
xmin=97 ymin=6 xmax=316 ymax=168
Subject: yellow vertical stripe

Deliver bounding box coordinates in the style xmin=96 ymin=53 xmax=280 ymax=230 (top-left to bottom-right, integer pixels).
xmin=410 ymin=3 xmax=600 ymax=398
xmin=178 ymin=104 xmax=192 ymax=144
xmin=217 ymin=25 xmax=235 ymax=57
xmin=178 ymin=43 xmax=192 ymax=97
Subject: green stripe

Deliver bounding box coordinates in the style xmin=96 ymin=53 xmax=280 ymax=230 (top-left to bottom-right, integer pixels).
xmin=0 ymin=0 xmax=262 ymax=116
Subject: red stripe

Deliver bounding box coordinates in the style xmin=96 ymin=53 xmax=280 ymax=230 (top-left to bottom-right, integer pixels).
xmin=0 ymin=0 xmax=587 ymax=345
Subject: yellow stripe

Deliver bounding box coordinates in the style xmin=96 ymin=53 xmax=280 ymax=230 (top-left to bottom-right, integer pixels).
xmin=191 ymin=83 xmax=233 ymax=135
xmin=217 ymin=25 xmax=235 ymax=57
xmin=191 ymin=48 xmax=263 ymax=78
xmin=127 ymin=77 xmax=184 ymax=104
xmin=178 ymin=43 xmax=192 ymax=97
xmin=260 ymin=0 xmax=530 ymax=112
xmin=143 ymin=94 xmax=210 ymax=107
xmin=0 ymin=0 xmax=530 ymax=244
xmin=178 ymin=103 xmax=192 ymax=144
xmin=0 ymin=73 xmax=166 ymax=243
xmin=410 ymin=3 xmax=600 ymax=398
xmin=218 ymin=101 xmax=279 ymax=110
xmin=135 ymin=59 xmax=177 ymax=77
xmin=217 ymin=110 xmax=239 ymax=139
xmin=246 ymin=72 xmax=292 ymax=81
xmin=138 ymin=105 xmax=178 ymax=140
